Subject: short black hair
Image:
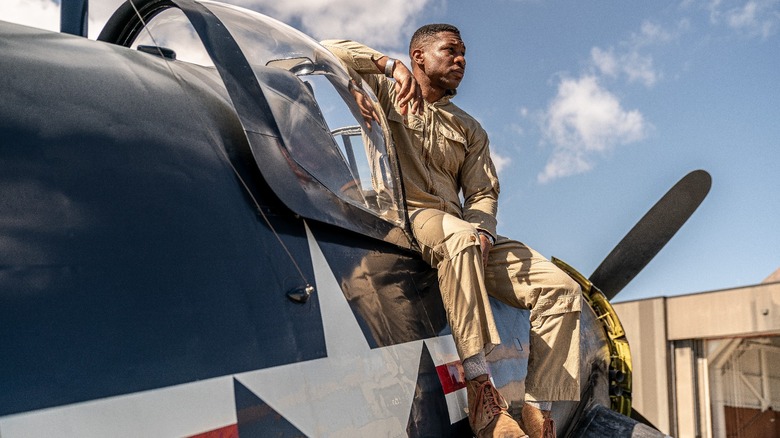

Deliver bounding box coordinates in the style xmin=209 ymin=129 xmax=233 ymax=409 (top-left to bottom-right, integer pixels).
xmin=409 ymin=23 xmax=461 ymax=54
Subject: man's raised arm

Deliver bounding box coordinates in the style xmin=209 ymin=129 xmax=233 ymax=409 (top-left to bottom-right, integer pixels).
xmin=321 ymin=39 xmax=421 ymax=115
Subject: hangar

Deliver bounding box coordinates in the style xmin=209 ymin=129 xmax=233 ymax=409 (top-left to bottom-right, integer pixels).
xmin=614 ymin=270 xmax=780 ymax=437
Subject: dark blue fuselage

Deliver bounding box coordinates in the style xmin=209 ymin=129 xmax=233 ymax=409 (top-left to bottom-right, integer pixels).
xmin=0 ymin=19 xmax=446 ymax=420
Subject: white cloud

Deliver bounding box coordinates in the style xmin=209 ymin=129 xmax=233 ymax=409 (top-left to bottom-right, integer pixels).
xmin=538 ymin=76 xmax=646 ymax=183
xmin=591 ymin=47 xmax=619 ymax=77
xmin=491 ymin=151 xmax=512 ymax=173
xmin=620 ymin=51 xmax=659 ymax=86
xmin=589 ymin=19 xmax=678 ymax=88
xmin=227 ymin=0 xmax=434 ymax=49
xmin=0 ymin=0 xmax=59 ymax=32
xmin=1 ymin=0 xmax=433 ymax=50
xmin=708 ymin=0 xmax=780 ymax=38
xmin=538 ymin=149 xmax=593 ymax=183
xmin=86 ymin=0 xmax=125 ymax=38
xmin=634 ymin=20 xmax=677 ymax=46
xmin=533 ymin=19 xmax=676 ymax=182
xmin=593 ymin=46 xmax=658 ymax=87
xmin=0 ymin=0 xmax=136 ymax=39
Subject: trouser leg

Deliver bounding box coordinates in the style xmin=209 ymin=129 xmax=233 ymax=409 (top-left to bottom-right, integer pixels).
xmin=411 ymin=209 xmax=501 ymax=360
xmin=484 ymin=238 xmax=582 ymax=402
xmin=410 ymin=209 xmax=581 ymax=401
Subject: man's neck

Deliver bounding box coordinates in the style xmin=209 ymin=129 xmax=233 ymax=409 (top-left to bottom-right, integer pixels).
xmin=414 ymin=70 xmax=447 ymax=103
xmin=423 ymin=87 xmax=447 ymax=103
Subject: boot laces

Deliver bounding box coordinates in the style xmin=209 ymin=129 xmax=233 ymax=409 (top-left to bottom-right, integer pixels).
xmin=477 ymin=381 xmax=504 ymax=417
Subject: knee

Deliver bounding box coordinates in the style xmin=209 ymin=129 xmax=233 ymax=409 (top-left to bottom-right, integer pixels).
xmin=533 ymin=269 xmax=582 ymax=316
xmin=440 ymin=228 xmax=481 ymax=260
xmin=556 ymin=271 xmax=582 ymax=296
xmin=412 ymin=210 xmax=480 ymax=259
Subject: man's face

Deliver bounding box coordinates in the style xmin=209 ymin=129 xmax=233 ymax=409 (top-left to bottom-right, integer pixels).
xmin=419 ymin=31 xmax=466 ymax=91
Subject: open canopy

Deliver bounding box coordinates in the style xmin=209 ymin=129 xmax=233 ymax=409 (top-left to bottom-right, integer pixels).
xmin=100 ymin=0 xmax=411 ymax=247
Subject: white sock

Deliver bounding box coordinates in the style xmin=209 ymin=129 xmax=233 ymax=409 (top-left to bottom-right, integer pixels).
xmin=526 ymin=401 xmax=552 ymax=411
xmin=462 ymin=351 xmax=489 ymax=381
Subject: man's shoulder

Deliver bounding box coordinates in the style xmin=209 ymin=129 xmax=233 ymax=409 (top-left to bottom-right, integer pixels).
xmin=441 ymin=100 xmax=486 ymax=134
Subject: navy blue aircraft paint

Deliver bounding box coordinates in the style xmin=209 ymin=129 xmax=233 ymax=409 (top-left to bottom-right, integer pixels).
xmin=0 ymin=1 xmax=710 ymax=436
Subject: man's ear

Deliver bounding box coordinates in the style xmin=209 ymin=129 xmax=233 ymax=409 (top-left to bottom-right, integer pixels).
xmin=411 ymin=48 xmax=425 ymax=67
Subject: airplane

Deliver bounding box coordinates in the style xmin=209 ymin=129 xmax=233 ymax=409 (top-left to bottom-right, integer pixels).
xmin=0 ymin=0 xmax=711 ymax=436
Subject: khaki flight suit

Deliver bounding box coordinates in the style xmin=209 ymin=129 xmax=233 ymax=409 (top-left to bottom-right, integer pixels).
xmin=322 ymin=40 xmax=582 ymax=402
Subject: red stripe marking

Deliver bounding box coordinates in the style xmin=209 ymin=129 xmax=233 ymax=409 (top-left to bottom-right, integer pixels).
xmin=187 ymin=424 xmax=238 ymax=438
xmin=436 ymin=360 xmax=467 ymax=394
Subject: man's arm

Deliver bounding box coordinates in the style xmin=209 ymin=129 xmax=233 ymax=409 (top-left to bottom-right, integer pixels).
xmin=460 ymin=127 xmax=500 ymax=258
xmin=321 ymin=39 xmax=388 ymax=74
xmin=321 ymin=39 xmax=420 ymax=114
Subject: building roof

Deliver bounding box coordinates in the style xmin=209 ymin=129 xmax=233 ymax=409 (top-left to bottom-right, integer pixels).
xmin=763 ymin=268 xmax=780 ymax=283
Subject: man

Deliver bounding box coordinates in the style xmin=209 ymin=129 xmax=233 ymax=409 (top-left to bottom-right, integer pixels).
xmin=322 ymin=24 xmax=581 ymax=438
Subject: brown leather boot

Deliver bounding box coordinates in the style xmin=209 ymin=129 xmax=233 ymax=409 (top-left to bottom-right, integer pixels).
xmin=466 ymin=378 xmax=528 ymax=438
xmin=519 ymin=403 xmax=556 ymax=438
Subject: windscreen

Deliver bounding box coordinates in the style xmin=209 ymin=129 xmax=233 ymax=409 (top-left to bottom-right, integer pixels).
xmin=128 ymin=1 xmax=404 ymax=225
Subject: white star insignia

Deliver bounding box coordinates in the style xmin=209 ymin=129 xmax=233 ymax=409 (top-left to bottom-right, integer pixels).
xmin=235 ymin=224 xmax=426 ymax=436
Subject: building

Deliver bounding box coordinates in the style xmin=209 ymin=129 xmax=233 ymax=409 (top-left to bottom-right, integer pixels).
xmin=613 ymin=271 xmax=780 ymax=438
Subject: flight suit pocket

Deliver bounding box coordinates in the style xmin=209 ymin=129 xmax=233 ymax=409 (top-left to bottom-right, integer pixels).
xmin=434 ymin=125 xmax=467 ymax=172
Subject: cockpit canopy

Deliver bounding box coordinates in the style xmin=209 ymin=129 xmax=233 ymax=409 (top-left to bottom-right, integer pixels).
xmin=100 ymin=0 xmax=409 ymax=247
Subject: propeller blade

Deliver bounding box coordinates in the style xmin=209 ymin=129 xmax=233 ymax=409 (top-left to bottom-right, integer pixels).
xmin=589 ymin=170 xmax=712 ymax=300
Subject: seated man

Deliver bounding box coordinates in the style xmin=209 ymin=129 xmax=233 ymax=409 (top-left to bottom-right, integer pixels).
xmin=322 ymin=24 xmax=582 ymax=438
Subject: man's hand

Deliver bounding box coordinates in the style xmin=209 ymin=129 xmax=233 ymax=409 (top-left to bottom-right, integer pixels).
xmin=349 ymin=81 xmax=380 ymax=128
xmin=391 ymin=62 xmax=422 ymax=115
xmin=478 ymin=232 xmax=493 ymax=267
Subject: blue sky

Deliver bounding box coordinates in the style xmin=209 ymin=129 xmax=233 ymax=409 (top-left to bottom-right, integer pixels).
xmin=3 ymin=0 xmax=778 ymax=302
